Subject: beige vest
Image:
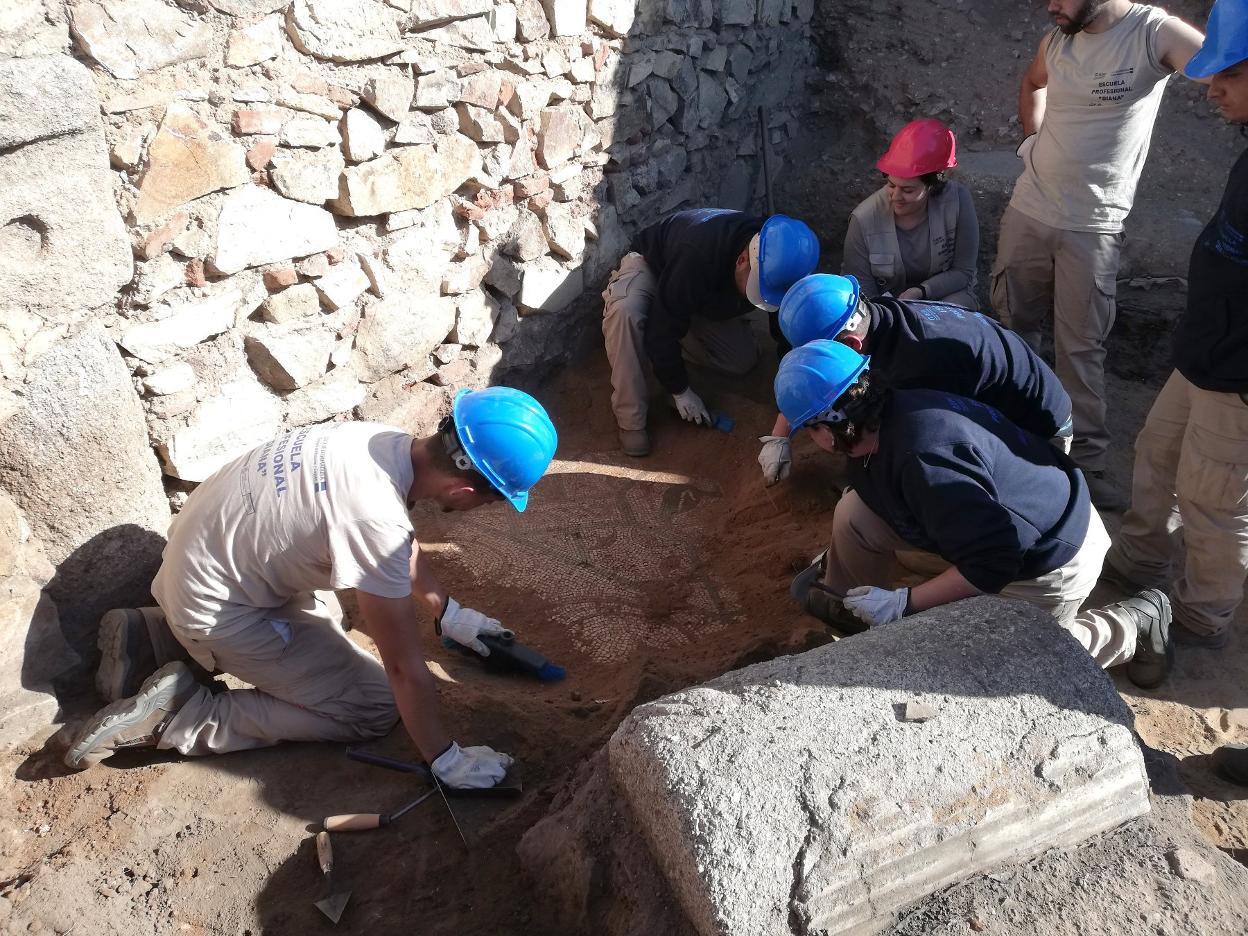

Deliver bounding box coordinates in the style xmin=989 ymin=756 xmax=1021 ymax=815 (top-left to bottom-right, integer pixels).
xmin=1009 ymin=4 xmax=1172 ymax=233
xmin=850 ymin=182 xmax=964 ymax=296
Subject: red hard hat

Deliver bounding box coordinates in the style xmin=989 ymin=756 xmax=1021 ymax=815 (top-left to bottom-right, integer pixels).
xmin=876 ymin=119 xmax=957 ymax=178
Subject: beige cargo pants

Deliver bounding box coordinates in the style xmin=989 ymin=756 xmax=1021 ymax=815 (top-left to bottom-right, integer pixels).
xmin=992 ymin=206 xmax=1123 ymax=473
xmin=821 ymin=490 xmax=1137 ymax=667
xmin=601 ymin=252 xmax=759 ymax=431
xmin=1105 ymin=370 xmax=1248 ymax=638
xmin=148 ymin=592 xmax=397 ymax=755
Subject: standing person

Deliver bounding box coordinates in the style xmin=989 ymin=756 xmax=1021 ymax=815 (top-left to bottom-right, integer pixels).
xmin=1104 ymin=0 xmax=1248 ymax=672
xmin=756 ymin=274 xmax=1072 ymax=485
xmin=777 ymin=341 xmax=1173 ymax=688
xmin=65 ymin=387 xmax=558 ymax=791
xmin=601 ymin=209 xmax=818 ymax=457
xmin=843 ymin=119 xmax=980 ymax=309
xmin=991 ymin=0 xmax=1204 ymax=511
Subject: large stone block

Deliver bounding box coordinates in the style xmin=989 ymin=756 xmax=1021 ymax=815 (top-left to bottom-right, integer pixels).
xmin=244 ymin=322 xmax=335 ymax=390
xmin=541 ymin=0 xmax=586 ymax=35
xmin=211 ymin=185 xmax=340 ymax=274
xmin=135 ymin=103 xmax=250 ymax=223
xmin=271 ymin=148 xmax=346 ymax=204
xmin=155 ymin=375 xmax=283 ymax=482
xmin=1 ymin=0 xmax=70 ymax=57
xmin=353 ymin=293 xmax=457 ymax=382
xmin=588 ymin=0 xmax=634 ymax=36
xmin=0 ymin=325 xmax=171 ymax=659
xmin=285 ymin=0 xmax=405 ymax=62
xmin=120 ymin=281 xmax=259 ymax=365
xmin=332 ymin=134 xmax=481 ymax=217
xmin=0 ymin=55 xmax=131 ymax=319
xmin=608 ymin=597 xmax=1151 ymax=936
xmin=68 ymin=0 xmax=212 ymax=79
xmin=518 ymin=257 xmax=583 ymax=312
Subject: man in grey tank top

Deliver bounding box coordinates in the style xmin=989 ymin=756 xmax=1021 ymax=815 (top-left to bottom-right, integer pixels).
xmin=991 ymin=0 xmax=1203 ymax=511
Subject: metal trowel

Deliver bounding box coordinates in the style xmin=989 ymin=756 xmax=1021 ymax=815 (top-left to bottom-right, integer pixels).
xmin=313 ymin=831 xmax=352 ymax=924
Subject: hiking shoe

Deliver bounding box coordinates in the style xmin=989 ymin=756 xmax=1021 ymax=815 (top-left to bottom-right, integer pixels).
xmin=1171 ymin=616 xmax=1230 ymax=649
xmin=96 ymin=608 xmax=158 ymax=703
xmin=1213 ymin=745 xmax=1248 ymax=787
xmin=618 ymin=428 xmax=651 ymax=458
xmin=65 ymin=662 xmax=197 ymax=770
xmin=1085 ymin=470 xmax=1128 ymax=513
xmin=790 ymin=552 xmax=867 ymax=635
xmin=1120 ymin=589 xmax=1173 ymax=689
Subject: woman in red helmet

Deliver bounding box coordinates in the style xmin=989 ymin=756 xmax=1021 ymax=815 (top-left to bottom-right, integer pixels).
xmin=842 ymin=119 xmax=981 ymax=309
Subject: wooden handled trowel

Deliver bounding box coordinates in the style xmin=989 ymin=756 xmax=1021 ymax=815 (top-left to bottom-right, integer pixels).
xmin=313 ymin=831 xmax=352 ymax=924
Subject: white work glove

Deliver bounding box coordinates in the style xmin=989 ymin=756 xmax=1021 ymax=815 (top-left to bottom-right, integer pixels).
xmin=1016 ymin=133 xmax=1036 ymax=160
xmin=758 ymin=435 xmax=792 ymax=486
xmin=432 ymin=741 xmax=513 ymax=789
xmin=843 ymin=586 xmax=911 ymax=628
xmin=439 ymin=597 xmax=506 ymax=656
xmin=672 ymin=387 xmax=711 ymax=426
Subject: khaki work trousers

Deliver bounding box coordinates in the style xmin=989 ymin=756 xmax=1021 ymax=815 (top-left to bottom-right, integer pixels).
xmin=601 ymin=252 xmax=759 ymax=431
xmin=150 ymin=592 xmax=397 ymax=755
xmin=991 ymin=206 xmax=1123 ymax=472
xmin=821 ymin=490 xmax=1136 ymax=667
xmin=1105 ymin=370 xmax=1248 ymax=638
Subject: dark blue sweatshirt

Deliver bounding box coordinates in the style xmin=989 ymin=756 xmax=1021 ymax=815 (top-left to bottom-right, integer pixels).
xmin=848 ymin=388 xmax=1091 ymax=594
xmin=1173 ymin=147 xmax=1248 ymax=393
xmin=864 ymin=297 xmax=1072 ymax=439
xmin=631 ymin=209 xmax=763 ymax=393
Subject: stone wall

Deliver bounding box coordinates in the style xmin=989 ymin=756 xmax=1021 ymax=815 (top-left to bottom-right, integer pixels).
xmin=0 ymin=0 xmax=815 ymax=742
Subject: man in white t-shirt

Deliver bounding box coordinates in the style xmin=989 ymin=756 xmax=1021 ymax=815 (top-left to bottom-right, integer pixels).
xmin=64 ymin=387 xmax=558 ymax=791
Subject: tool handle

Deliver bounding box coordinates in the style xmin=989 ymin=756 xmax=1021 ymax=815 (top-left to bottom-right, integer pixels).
xmin=315 ymin=831 xmax=334 ymax=873
xmin=346 ymin=748 xmax=433 ymax=780
xmin=324 ymin=813 xmax=386 ymax=832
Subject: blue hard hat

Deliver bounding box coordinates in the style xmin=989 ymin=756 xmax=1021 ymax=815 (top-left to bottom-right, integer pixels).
xmin=774 ymin=340 xmax=871 ymax=435
xmin=451 ymin=387 xmax=557 ymax=512
xmin=778 ymin=274 xmax=862 ymax=347
xmin=1185 ymin=0 xmax=1248 ymax=78
xmin=747 ymin=215 xmax=820 ymax=309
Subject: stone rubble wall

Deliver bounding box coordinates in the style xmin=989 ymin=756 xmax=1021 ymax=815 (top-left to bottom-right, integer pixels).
xmin=0 ymin=0 xmax=815 ymax=742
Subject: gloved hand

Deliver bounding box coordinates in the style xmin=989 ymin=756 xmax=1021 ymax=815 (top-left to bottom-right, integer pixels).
xmin=843 ymin=586 xmax=911 ymax=628
xmin=439 ymin=597 xmax=506 ymax=656
xmin=432 ymin=741 xmax=513 ymax=789
xmin=1016 ymin=133 xmax=1037 ymax=160
xmin=758 ymin=435 xmax=792 ymax=485
xmin=672 ymin=387 xmax=711 ymax=426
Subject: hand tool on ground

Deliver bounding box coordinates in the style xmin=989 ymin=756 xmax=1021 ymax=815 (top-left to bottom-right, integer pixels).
xmin=345 ymin=748 xmax=524 ymax=798
xmin=443 ymin=630 xmax=566 ymax=681
xmin=313 ymin=831 xmax=351 ymax=924
xmin=323 ymin=787 xmax=439 ymax=832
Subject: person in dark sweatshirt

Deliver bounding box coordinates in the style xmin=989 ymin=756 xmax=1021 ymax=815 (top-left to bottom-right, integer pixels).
xmin=778 ymin=339 xmax=1172 ymax=688
xmin=758 ymin=273 xmax=1074 ymax=486
xmin=601 ymin=208 xmax=818 ymax=456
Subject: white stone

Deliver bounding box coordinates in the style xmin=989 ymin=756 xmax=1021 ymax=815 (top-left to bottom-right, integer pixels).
xmin=452 ymin=289 xmax=499 ymax=346
xmin=280 ymin=114 xmax=340 ymax=148
xmin=542 ymin=203 xmax=586 ymax=262
xmin=156 ymin=376 xmax=283 ymax=482
xmin=132 ymin=254 xmax=186 ymax=307
xmin=245 ymin=322 xmax=335 ymax=390
xmin=414 ymin=70 xmax=458 ymax=110
xmin=588 ymin=0 xmax=633 ymax=36
xmin=212 ymin=186 xmax=340 ymax=275
xmin=225 ymin=15 xmax=282 ymax=67
xmin=270 ymin=148 xmax=346 ymax=204
xmin=518 ymin=257 xmax=583 ymax=312
xmin=441 ymin=253 xmax=490 ymax=295
xmin=142 ymin=361 xmax=196 ymax=396
xmin=608 ymin=597 xmax=1151 ymax=936
xmin=262 ymin=283 xmax=322 ymax=323
xmin=119 ymin=284 xmax=252 ymax=364
xmin=210 ymin=0 xmax=288 ymax=13
xmin=569 ymin=56 xmax=596 ymax=83
xmin=541 ymin=0 xmax=586 ymax=35
xmin=275 ymin=91 xmax=341 ymax=120
xmin=68 ymin=0 xmax=212 ymax=80
xmin=0 ymin=0 xmax=69 ymax=57
xmin=363 ymin=73 xmax=413 ymax=122
xmin=394 ymin=113 xmax=435 ymax=145
xmin=353 ymin=293 xmax=456 ymax=382
xmin=490 ymin=3 xmax=517 ymax=41
xmin=314 ymin=257 xmax=371 ymax=310
xmin=285 ymin=0 xmax=405 ymax=63
xmin=341 ymin=107 xmax=386 ymax=162
xmin=332 ymin=134 xmax=481 ymax=217
xmin=284 ymin=366 xmax=367 ymax=424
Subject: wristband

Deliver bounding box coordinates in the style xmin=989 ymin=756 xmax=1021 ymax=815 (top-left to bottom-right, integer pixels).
xmin=917 ymin=284 xmax=928 ymax=299
xmin=434 ymin=596 xmax=450 ymax=636
xmin=903 ymin=587 xmax=914 ymax=616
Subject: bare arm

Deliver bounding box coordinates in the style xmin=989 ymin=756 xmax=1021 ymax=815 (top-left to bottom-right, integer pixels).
xmin=1019 ymin=33 xmax=1051 ymax=137
xmin=409 ymin=540 xmax=448 ymax=620
xmin=908 ymin=566 xmax=983 ymax=613
xmin=769 ymin=412 xmax=791 ymax=436
xmin=1157 ymin=15 xmax=1206 ymax=77
xmin=354 ymin=589 xmax=453 ymax=763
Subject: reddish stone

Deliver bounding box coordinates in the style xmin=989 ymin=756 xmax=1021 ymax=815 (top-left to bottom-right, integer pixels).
xmin=184 ymin=258 xmax=207 ymax=288
xmin=325 ymin=245 xmax=347 ymax=264
xmin=594 ymin=42 xmax=609 ymax=70
xmin=264 ymin=267 xmax=298 ymax=290
xmin=232 ymin=108 xmax=284 ymax=135
xmin=513 ymin=174 xmax=551 ymax=198
xmin=499 ymin=79 xmax=516 ymax=109
xmin=292 ymin=72 xmax=328 ymax=95
xmin=139 ymin=211 xmax=189 ymax=261
xmin=247 ymin=139 xmax=277 ymax=170
xmin=326 ymin=84 xmax=357 ymax=109
xmin=297 ymin=253 xmax=332 ymax=277
xmin=526 ymin=190 xmax=554 ymax=211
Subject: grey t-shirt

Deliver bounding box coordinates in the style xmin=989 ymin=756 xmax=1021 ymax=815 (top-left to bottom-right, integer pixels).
xmin=896 ymin=219 xmax=932 ymax=289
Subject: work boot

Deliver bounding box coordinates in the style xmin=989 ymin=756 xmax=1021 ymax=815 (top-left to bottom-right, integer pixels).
xmin=1119 ymin=589 xmax=1173 ymax=689
xmin=1213 ymin=745 xmax=1248 ymax=787
xmin=1171 ymin=616 xmax=1230 ymax=650
xmin=1085 ymin=470 xmax=1128 ymax=513
xmin=618 ymin=427 xmax=651 ymax=458
xmin=790 ymin=553 xmax=867 ymax=635
xmin=64 ymin=662 xmax=197 ymax=770
xmin=96 ymin=608 xmax=158 ymax=703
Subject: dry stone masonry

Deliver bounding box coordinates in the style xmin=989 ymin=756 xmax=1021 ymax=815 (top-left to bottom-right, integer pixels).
xmin=0 ymin=0 xmax=815 ymax=745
